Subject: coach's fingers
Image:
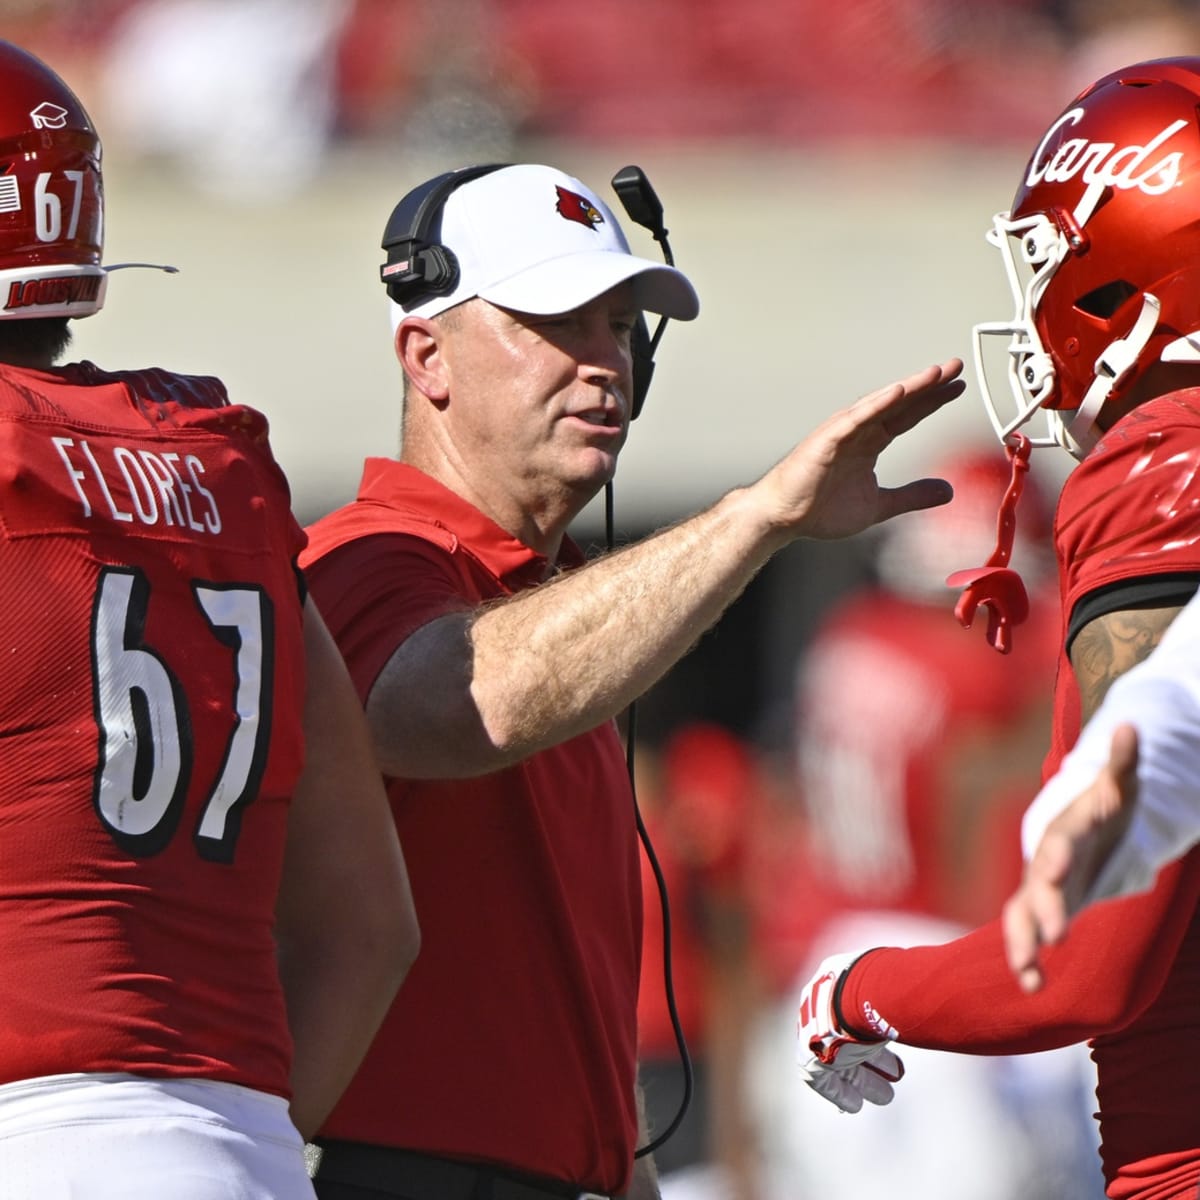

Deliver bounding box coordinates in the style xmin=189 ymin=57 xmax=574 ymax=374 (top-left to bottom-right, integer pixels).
xmin=854 ymin=359 xmax=966 ymax=439
xmin=875 ymin=477 xmax=956 ymax=521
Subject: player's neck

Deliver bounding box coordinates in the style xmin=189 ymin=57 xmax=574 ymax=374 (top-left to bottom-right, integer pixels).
xmin=0 ymin=350 xmax=54 ymax=370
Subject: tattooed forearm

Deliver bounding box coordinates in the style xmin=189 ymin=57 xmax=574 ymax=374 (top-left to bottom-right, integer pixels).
xmin=1070 ymin=604 xmax=1184 ymax=724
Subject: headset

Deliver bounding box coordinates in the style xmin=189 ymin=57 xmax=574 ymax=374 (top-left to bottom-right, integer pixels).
xmin=379 ymin=162 xmax=678 ymax=420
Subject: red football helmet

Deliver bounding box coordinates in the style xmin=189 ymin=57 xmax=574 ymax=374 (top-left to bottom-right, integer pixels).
xmin=973 ymin=57 xmax=1200 ymax=460
xmin=0 ymin=40 xmax=105 ymax=320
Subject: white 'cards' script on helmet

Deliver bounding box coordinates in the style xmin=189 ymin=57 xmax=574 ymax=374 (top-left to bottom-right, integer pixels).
xmin=1027 ymin=108 xmax=1187 ymax=226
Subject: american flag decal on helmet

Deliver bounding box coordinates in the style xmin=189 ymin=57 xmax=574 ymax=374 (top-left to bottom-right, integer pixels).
xmin=0 ymin=173 xmax=19 ymax=214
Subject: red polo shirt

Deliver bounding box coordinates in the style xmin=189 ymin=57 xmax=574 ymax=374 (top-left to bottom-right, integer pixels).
xmin=302 ymin=459 xmax=642 ymax=1193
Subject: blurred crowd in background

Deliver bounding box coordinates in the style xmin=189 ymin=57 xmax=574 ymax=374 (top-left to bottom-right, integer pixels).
xmin=11 ymin=2 xmax=1200 ymax=1196
xmin=9 ymin=0 xmax=1200 ymax=200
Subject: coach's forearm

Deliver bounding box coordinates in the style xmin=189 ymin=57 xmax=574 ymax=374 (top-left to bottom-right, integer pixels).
xmin=472 ymin=486 xmax=783 ymax=735
xmin=368 ymin=361 xmax=962 ymax=778
xmin=368 ymin=486 xmax=784 ymax=778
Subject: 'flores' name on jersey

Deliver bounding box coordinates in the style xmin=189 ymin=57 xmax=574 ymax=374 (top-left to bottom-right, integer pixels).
xmin=50 ymin=435 xmax=222 ymax=533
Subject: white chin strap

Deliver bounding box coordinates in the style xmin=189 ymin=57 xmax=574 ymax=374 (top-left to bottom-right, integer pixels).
xmin=1065 ymin=292 xmax=1161 ymax=457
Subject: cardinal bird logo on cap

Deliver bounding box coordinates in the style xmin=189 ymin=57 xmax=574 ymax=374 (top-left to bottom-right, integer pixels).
xmin=555 ymin=185 xmax=604 ymax=230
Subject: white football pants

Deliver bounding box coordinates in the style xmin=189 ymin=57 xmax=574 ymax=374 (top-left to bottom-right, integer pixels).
xmin=0 ymin=1072 xmax=316 ymax=1199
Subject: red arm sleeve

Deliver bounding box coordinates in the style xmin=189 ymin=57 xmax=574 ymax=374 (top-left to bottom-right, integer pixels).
xmin=837 ymin=847 xmax=1200 ymax=1055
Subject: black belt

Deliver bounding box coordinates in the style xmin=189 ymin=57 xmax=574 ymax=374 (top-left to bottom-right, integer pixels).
xmin=312 ymin=1139 xmax=612 ymax=1200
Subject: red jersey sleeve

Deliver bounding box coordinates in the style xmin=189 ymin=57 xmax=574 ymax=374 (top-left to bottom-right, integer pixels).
xmin=837 ymin=846 xmax=1200 ymax=1055
xmin=1057 ymin=393 xmax=1200 ymax=617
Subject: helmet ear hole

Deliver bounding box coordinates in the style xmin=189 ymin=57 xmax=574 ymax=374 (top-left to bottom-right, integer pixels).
xmin=1075 ymin=280 xmax=1138 ymax=319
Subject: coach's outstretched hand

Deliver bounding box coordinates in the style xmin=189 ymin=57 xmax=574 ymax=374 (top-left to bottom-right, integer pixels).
xmin=796 ymin=953 xmax=905 ymax=1114
xmin=761 ymin=359 xmax=965 ymax=543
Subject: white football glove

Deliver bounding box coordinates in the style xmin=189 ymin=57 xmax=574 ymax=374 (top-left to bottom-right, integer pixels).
xmin=796 ymin=952 xmax=905 ymax=1113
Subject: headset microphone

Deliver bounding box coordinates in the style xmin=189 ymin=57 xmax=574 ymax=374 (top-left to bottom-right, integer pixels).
xmin=610 ymin=165 xmax=677 ymax=420
xmin=611 ymin=166 xmax=671 ymax=258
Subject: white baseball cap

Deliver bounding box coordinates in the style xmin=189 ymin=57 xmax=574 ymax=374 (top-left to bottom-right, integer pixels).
xmin=385 ymin=163 xmax=700 ymax=330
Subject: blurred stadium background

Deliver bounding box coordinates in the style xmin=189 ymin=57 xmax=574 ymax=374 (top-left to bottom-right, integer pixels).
xmin=14 ymin=2 xmax=1200 ymax=1196
xmin=18 ymin=0 xmax=1154 ymax=738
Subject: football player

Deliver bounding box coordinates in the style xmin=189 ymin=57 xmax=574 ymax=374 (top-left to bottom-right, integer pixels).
xmin=0 ymin=40 xmax=417 ymax=1198
xmin=796 ymin=57 xmax=1200 ymax=1200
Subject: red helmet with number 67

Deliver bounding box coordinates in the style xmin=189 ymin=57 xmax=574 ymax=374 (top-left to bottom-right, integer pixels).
xmin=0 ymin=39 xmax=105 ymax=321
xmin=973 ymin=57 xmax=1200 ymax=460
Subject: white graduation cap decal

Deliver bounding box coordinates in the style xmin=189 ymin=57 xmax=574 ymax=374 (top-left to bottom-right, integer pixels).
xmin=30 ymin=102 xmax=68 ymax=130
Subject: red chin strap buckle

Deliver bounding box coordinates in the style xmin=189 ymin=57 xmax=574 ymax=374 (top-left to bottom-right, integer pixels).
xmin=945 ymin=434 xmax=1033 ymax=655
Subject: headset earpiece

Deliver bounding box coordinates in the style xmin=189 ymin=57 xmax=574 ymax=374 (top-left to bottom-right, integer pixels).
xmin=380 ymin=163 xmax=508 ymax=307
xmin=381 ymin=242 xmax=460 ymax=305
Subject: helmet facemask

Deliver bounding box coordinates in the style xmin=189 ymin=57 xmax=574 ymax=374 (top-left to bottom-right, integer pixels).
xmin=972 ymin=211 xmax=1072 ymax=454
xmin=972 ymin=203 xmax=1165 ymax=462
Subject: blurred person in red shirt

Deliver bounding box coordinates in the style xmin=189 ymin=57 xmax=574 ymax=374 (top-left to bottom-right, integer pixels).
xmin=796 ymin=446 xmax=1060 ymax=933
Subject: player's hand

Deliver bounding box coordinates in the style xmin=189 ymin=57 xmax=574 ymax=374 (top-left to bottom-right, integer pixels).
xmin=1002 ymin=723 xmax=1140 ymax=993
xmin=795 ymin=953 xmax=904 ymax=1113
xmin=764 ymin=359 xmax=965 ymax=542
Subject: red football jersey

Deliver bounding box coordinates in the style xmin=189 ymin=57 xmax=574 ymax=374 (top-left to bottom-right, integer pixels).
xmin=0 ymin=361 xmax=306 ymax=1097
